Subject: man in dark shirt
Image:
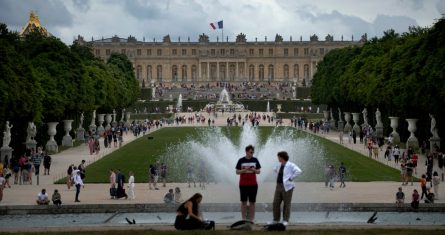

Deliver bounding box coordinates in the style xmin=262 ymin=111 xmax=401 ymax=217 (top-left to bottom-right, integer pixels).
xmin=236 ymin=145 xmax=261 ymax=222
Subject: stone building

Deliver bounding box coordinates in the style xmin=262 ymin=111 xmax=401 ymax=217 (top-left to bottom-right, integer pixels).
xmin=77 ymin=33 xmax=363 ymax=87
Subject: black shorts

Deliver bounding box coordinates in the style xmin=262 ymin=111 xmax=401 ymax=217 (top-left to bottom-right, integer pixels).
xmin=239 ymin=185 xmax=258 ymax=203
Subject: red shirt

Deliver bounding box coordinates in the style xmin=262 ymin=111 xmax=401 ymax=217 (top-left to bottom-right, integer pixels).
xmin=236 ymin=157 xmax=261 ymax=186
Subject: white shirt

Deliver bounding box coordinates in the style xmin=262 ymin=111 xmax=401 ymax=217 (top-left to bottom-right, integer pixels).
xmin=37 ymin=192 xmax=48 ymax=201
xmin=128 ymin=175 xmax=135 ymax=187
xmin=74 ymin=174 xmax=84 ymax=186
xmin=274 ymin=161 xmax=303 ymax=192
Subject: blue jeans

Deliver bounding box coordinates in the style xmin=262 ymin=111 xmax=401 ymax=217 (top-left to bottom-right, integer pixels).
xmin=75 ymin=184 xmax=81 ymax=201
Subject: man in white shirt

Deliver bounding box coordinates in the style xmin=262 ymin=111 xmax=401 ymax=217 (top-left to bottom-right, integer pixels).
xmin=36 ymin=188 xmax=50 ymax=205
xmin=272 ymin=151 xmax=302 ymax=226
xmin=73 ymin=171 xmax=84 ymax=202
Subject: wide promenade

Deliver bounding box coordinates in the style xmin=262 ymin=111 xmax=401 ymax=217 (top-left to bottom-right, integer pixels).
xmin=0 ymin=112 xmax=443 ymax=207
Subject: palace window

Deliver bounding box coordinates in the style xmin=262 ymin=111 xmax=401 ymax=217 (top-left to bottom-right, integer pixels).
xmin=249 ymin=49 xmax=254 ymax=56
xmin=284 ymin=48 xmax=288 ymax=56
xmin=172 ymin=49 xmax=177 ymax=55
xmin=259 ymin=49 xmax=263 ymax=56
xmin=182 ymin=49 xmax=187 ymax=55
xmin=268 ymin=64 xmax=274 ymax=81
xmin=106 ymin=49 xmax=110 ymax=56
xmin=211 ymin=49 xmax=215 ymax=56
xmin=137 ymin=49 xmax=141 ymax=56
xmin=120 ymin=49 xmax=125 ymax=54
xmin=304 ymin=48 xmax=309 ymax=56
xmin=268 ymin=48 xmax=273 ymax=56
xmin=220 ymin=49 xmax=225 ymax=55
xmin=294 ymin=48 xmax=299 ymax=56
xmin=259 ymin=64 xmax=265 ymax=80
xmin=230 ymin=49 xmax=235 ymax=55
xmin=147 ymin=49 xmax=152 ymax=56
xmin=192 ymin=49 xmax=196 ymax=55
xmin=157 ymin=49 xmax=162 ymax=56
xmin=284 ymin=64 xmax=289 ymax=79
xmin=319 ymin=48 xmax=325 ymax=55
xmin=95 ymin=49 xmax=100 ymax=56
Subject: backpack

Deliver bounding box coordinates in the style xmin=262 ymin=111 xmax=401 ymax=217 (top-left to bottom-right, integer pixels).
xmin=264 ymin=223 xmax=286 ymax=231
xmin=229 ymin=220 xmax=253 ymax=230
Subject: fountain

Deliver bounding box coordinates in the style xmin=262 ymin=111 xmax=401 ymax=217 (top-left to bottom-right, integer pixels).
xmin=266 ymin=101 xmax=270 ymax=112
xmin=204 ymin=88 xmax=245 ymax=112
xmin=177 ymin=94 xmax=183 ymax=112
xmin=159 ymin=124 xmax=326 ymax=184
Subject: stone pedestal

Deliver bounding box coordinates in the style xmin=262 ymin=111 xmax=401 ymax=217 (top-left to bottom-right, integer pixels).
xmin=430 ymin=137 xmax=441 ymax=152
xmin=125 ymin=112 xmax=131 ymax=129
xmin=105 ymin=114 xmax=112 ymax=130
xmin=1 ymin=147 xmax=13 ymax=165
xmin=62 ymin=120 xmax=74 ymax=147
xmin=168 ymin=105 xmax=174 ymax=114
xmin=277 ymin=104 xmax=282 ymax=113
xmin=97 ymin=114 xmax=105 ymax=136
xmin=352 ymin=112 xmax=361 ymax=134
xmin=25 ymin=140 xmax=37 ymax=151
xmin=344 ymin=112 xmax=352 ymax=133
xmin=406 ymin=119 xmax=419 ymax=149
xmin=337 ymin=120 xmax=344 ymax=132
xmin=45 ymin=122 xmax=59 ymax=154
xmin=76 ymin=128 xmax=85 ymax=142
xmin=375 ymin=125 xmax=384 ymax=138
xmin=389 ymin=117 xmax=400 ymax=145
xmin=323 ymin=111 xmax=329 ymax=122
xmin=329 ymin=120 xmax=336 ymax=130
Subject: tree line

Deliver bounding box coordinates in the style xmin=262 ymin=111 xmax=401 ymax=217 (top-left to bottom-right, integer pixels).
xmin=0 ymin=23 xmax=139 ymax=154
xmin=311 ymin=18 xmax=445 ymax=147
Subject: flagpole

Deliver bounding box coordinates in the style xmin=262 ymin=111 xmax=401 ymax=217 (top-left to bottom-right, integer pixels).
xmin=222 ymin=28 xmax=224 ymax=43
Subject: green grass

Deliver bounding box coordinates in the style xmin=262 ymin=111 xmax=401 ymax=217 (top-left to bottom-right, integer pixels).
xmin=2 ymin=229 xmax=445 ymax=235
xmin=69 ymin=127 xmax=401 ymax=184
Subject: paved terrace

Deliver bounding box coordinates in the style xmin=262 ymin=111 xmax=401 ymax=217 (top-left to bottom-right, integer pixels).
xmin=0 ymin=112 xmax=443 ymax=208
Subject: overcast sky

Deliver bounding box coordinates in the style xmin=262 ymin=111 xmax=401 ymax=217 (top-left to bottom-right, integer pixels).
xmin=1 ymin=0 xmax=444 ymax=45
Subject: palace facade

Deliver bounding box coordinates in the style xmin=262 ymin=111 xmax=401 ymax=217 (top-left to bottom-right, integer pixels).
xmin=77 ymin=33 xmax=364 ymax=87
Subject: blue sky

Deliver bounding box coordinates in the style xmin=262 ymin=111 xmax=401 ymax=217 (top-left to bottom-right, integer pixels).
xmin=1 ymin=0 xmax=444 ymax=44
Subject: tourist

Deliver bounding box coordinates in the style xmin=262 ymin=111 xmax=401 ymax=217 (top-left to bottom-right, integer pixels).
xmin=0 ymin=173 xmax=5 ymax=202
xmin=432 ymin=171 xmax=440 ymax=199
xmin=198 ymin=161 xmax=207 ymax=189
xmin=74 ymin=171 xmax=84 ymax=202
xmin=109 ymin=169 xmax=116 ymax=199
xmin=164 ymin=188 xmax=174 ymax=204
xmin=404 ymin=160 xmax=414 ymax=186
xmin=52 ymin=189 xmax=62 ymax=207
xmin=411 ymin=153 xmax=418 ymax=174
xmin=372 ymin=142 xmax=379 ymax=159
xmin=175 ymin=193 xmax=213 ymax=230
xmin=116 ymin=169 xmax=128 ymax=199
xmin=159 ymin=163 xmax=167 ymax=187
xmin=186 ymin=162 xmax=196 ymax=188
xmin=395 ymin=187 xmax=404 ymax=208
xmin=400 ymin=163 xmax=406 ymax=184
xmin=94 ymin=138 xmax=100 ymax=154
xmin=36 ymin=188 xmax=50 ymax=205
xmin=420 ymin=174 xmax=428 ymax=200
xmin=66 ymin=164 xmax=73 ymax=190
xmin=393 ymin=146 xmax=400 ymax=165
xmin=78 ymin=160 xmax=86 ymax=180
xmin=88 ymin=137 xmax=95 ymax=155
xmin=272 ymin=151 xmax=302 ymax=226
xmin=175 ymin=187 xmax=183 ymax=203
xmin=352 ymin=130 xmax=357 ymax=144
xmin=328 ymin=165 xmax=336 ymax=189
xmin=411 ymin=189 xmax=420 ymax=209
xmin=339 ymin=131 xmax=344 ymax=144
xmin=235 ymin=145 xmax=261 ymax=222
xmin=149 ymin=164 xmax=159 ymax=190
xmin=324 ymin=164 xmax=330 ymax=187
xmin=424 ymin=188 xmax=435 ymax=203
xmin=338 ymin=162 xmax=347 ymax=188
xmin=43 ymin=153 xmax=51 ymax=175
xmin=128 ymin=171 xmax=135 ymax=200
xmin=347 ymin=130 xmax=352 ymax=144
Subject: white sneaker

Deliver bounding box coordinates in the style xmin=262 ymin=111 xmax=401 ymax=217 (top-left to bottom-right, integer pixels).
xmin=282 ymin=221 xmax=289 ymax=226
xmin=267 ymin=221 xmax=279 ymax=225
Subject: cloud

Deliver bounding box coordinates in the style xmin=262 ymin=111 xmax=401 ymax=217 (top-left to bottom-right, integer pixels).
xmin=437 ymin=0 xmax=445 ymax=14
xmin=72 ymin=0 xmax=91 ymax=12
xmin=0 ymin=0 xmax=72 ymax=29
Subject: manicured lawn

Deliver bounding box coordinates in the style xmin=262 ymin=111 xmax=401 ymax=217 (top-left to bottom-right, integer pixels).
xmin=72 ymin=127 xmax=401 ymax=184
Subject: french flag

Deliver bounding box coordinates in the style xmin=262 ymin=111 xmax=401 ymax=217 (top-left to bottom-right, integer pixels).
xmin=210 ymin=20 xmax=223 ymax=30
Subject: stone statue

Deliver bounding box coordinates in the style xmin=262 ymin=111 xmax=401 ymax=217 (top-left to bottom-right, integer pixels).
xmin=90 ymin=110 xmax=96 ymax=126
xmin=338 ymin=108 xmax=342 ymax=121
xmin=430 ymin=114 xmax=439 ymax=138
xmin=79 ymin=112 xmax=84 ymax=129
xmin=26 ymin=122 xmax=37 ymax=142
xmin=375 ymin=108 xmax=382 ymax=126
xmin=362 ymin=108 xmax=368 ymax=125
xmin=2 ymin=121 xmax=13 ymax=147
xmin=121 ymin=108 xmax=125 ymax=121
xmin=330 ymin=108 xmax=334 ymax=121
